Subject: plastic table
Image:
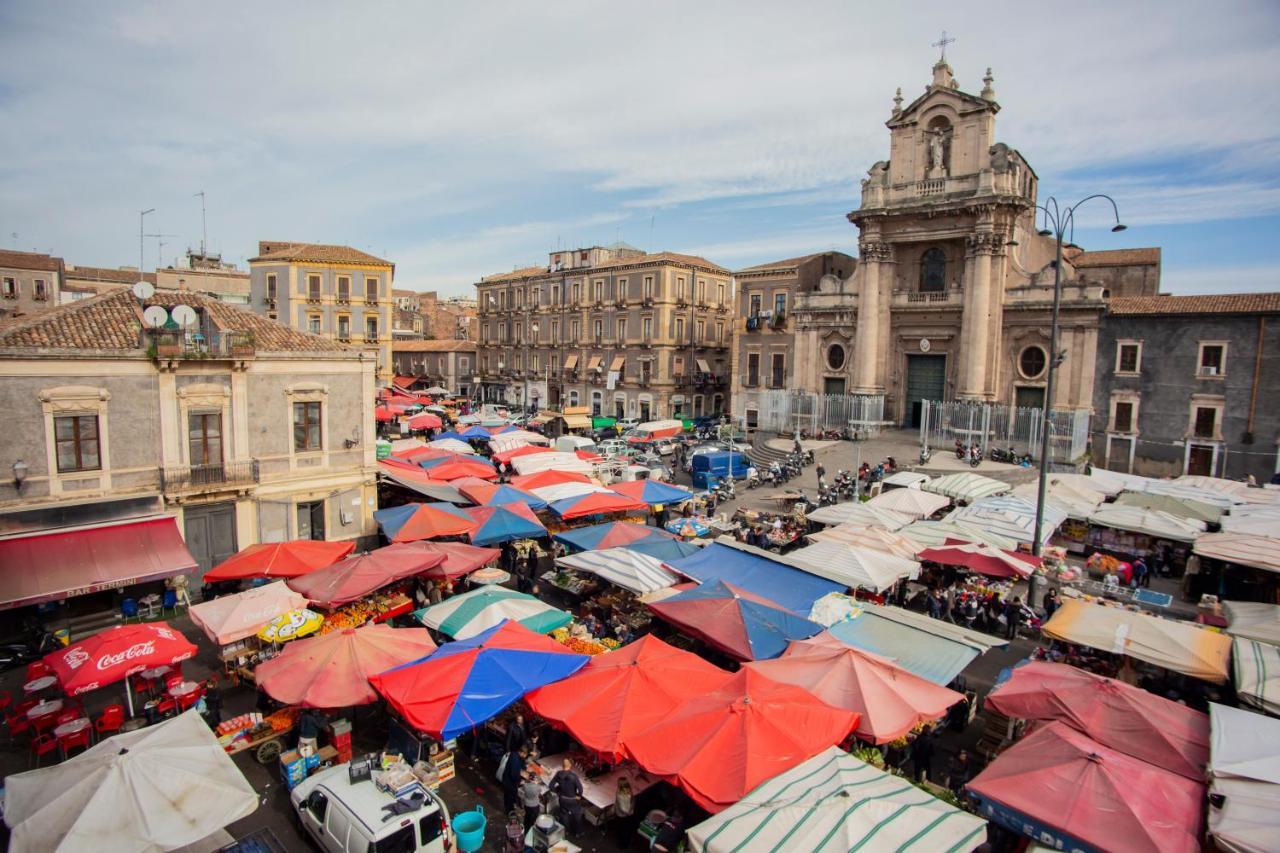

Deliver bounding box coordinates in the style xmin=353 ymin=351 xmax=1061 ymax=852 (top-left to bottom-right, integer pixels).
xmin=28 ymin=699 xmax=63 ymax=719
xmin=23 ymin=675 xmax=57 ymax=694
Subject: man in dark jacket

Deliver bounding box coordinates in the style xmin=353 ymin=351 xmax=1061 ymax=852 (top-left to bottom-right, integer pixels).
xmin=502 ymin=746 xmax=528 ymax=816
xmin=548 ymin=758 xmax=585 ymax=835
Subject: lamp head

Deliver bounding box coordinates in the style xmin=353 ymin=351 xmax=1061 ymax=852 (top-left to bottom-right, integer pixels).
xmin=1111 ymin=223 xmax=1128 ymax=233
xmin=12 ymin=459 xmax=28 ymax=490
xmin=1037 ymin=229 xmax=1053 ymax=237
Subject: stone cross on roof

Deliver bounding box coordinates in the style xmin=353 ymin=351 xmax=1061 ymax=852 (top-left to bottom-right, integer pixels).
xmin=932 ymin=30 xmax=955 ymax=62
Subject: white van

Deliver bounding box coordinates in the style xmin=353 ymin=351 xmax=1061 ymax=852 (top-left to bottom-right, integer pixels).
xmin=291 ymin=763 xmax=453 ymax=853
xmin=554 ymin=434 xmax=598 ymax=455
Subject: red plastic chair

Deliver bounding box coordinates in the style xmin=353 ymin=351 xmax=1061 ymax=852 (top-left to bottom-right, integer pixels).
xmin=15 ymin=697 xmax=38 ymax=715
xmin=0 ymin=689 xmax=13 ymax=714
xmin=58 ymin=728 xmax=91 ymax=758
xmin=155 ymin=696 xmax=177 ymax=718
xmin=6 ymin=711 xmax=31 ymax=744
xmin=56 ymin=709 xmax=79 ymax=725
xmin=30 ymin=713 xmax=57 ymax=736
xmin=29 ymin=733 xmax=58 ymax=767
xmin=25 ymin=661 xmax=52 ymax=682
xmin=176 ymin=688 xmax=203 ymax=712
xmin=164 ymin=673 xmax=183 ymax=690
xmin=95 ymin=704 xmax=125 ymax=737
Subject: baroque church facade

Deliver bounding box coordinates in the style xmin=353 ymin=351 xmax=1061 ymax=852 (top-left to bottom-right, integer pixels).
xmin=789 ymin=59 xmax=1159 ymax=427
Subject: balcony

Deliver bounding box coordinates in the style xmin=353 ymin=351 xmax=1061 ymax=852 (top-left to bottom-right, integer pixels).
xmin=363 ymin=335 xmax=379 ymax=344
xmin=891 ymin=288 xmax=962 ymax=309
xmin=149 ymin=330 xmax=256 ymax=360
xmin=337 ymin=333 xmax=351 ymax=343
xmin=306 ymin=294 xmax=322 ymax=304
xmin=162 ymin=459 xmax=259 ymax=495
xmin=265 ymin=296 xmax=277 ymax=308
xmin=336 ymin=295 xmax=350 ymax=305
xmin=363 ymin=295 xmax=380 ymax=305
xmin=642 ymin=296 xmax=654 ymax=307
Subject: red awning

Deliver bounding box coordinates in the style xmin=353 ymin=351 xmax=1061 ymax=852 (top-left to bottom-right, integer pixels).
xmin=392 ymin=375 xmax=417 ymax=389
xmin=0 ymin=517 xmax=198 ymax=610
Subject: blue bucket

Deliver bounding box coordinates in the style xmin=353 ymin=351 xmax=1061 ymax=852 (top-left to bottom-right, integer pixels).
xmin=452 ymin=805 xmax=486 ymax=853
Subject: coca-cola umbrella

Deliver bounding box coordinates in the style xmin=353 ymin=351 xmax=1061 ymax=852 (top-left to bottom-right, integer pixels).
xmin=286 ymin=544 xmax=445 ymax=609
xmin=43 ymin=622 xmax=198 ymax=716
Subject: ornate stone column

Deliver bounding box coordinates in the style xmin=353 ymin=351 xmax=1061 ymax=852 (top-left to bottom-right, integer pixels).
xmin=853 ymin=240 xmax=889 ymax=394
xmin=959 ymin=233 xmax=999 ymax=400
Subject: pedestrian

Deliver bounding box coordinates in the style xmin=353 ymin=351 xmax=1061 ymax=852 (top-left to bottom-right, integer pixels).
xmin=526 ymin=545 xmax=540 ymax=579
xmin=505 ymin=713 xmax=527 ymax=754
xmin=612 ymin=777 xmax=635 ymax=847
xmin=297 ymin=707 xmax=323 ymax=755
xmin=548 ymin=758 xmax=585 ymax=836
xmin=519 ymin=770 xmax=543 ymax=831
xmin=654 ymin=503 xmax=668 ymax=529
xmin=1043 ymin=587 xmax=1059 ymax=621
xmin=815 ymin=462 xmax=826 ymax=488
xmin=501 ymin=745 xmax=528 ymax=816
xmin=910 ymin=724 xmax=936 ymax=782
xmin=429 ymin=580 xmax=444 ymax=605
xmin=652 ymin=812 xmax=684 ymax=853
xmin=1133 ymin=556 xmax=1150 ymax=588
xmin=927 ymin=589 xmax=942 ymax=620
xmin=202 ymin=678 xmax=223 ymax=727
xmin=1003 ymin=596 xmax=1023 ymax=640
xmin=946 ymin=749 xmax=974 ymax=795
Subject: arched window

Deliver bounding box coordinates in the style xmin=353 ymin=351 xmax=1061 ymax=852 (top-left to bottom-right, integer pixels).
xmin=920 ymin=248 xmax=946 ymax=293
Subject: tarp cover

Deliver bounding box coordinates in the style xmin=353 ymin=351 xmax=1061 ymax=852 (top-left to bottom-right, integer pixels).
xmin=967 ymin=721 xmax=1204 ymax=853
xmin=524 ymin=635 xmax=730 ymax=760
xmin=398 ymin=541 xmax=500 ymax=580
xmin=920 ymin=472 xmax=1010 ymax=502
xmin=784 ymin=540 xmax=918 ymax=593
xmin=465 ymin=502 xmax=547 ymax=546
xmin=665 ymin=542 xmax=843 ymax=614
xmin=1225 ymin=601 xmax=1280 ymax=645
xmin=686 ymin=746 xmax=987 ymax=853
xmin=865 ymin=487 xmax=950 ymax=519
xmin=984 ymin=660 xmax=1209 ymax=780
xmin=383 ymin=502 xmax=478 ymax=543
xmin=946 ymin=495 xmax=1067 ymax=547
xmin=553 ymin=521 xmax=674 ymax=552
xmin=376 ymin=460 xmax=467 ymax=503
xmin=607 ymin=479 xmax=695 ymax=507
xmin=415 ymin=586 xmax=571 ymax=639
xmin=1207 ymin=702 xmax=1280 ymax=853
xmin=511 ymin=451 xmax=595 ymax=476
xmin=1088 ymin=505 xmax=1206 ymax=542
xmin=1232 ymin=637 xmax=1280 ymax=716
xmin=917 ymin=541 xmax=1041 ymax=579
xmin=0 ymin=516 xmax=198 ymax=609
xmin=1115 ymin=490 xmax=1225 ymax=523
xmin=803 ymin=503 xmax=914 ymax=531
xmin=286 ymin=544 xmax=443 ymax=608
xmin=1195 ymin=533 xmax=1280 ymax=574
xmin=457 ymin=482 xmax=547 ymax=510
xmin=806 ymin=524 xmax=923 ymax=560
xmin=189 ymin=581 xmax=309 ymax=645
xmin=556 ymin=547 xmax=681 ymax=594
xmin=2 ymin=710 xmax=258 ymax=853
xmin=1042 ymin=598 xmax=1232 ymax=683
xmin=1012 ymin=477 xmax=1106 ymax=521
xmin=548 ymin=490 xmax=649 ymax=520
xmin=828 ymin=603 xmax=1004 ymax=685
xmin=898 ymin=519 xmax=1018 ymax=550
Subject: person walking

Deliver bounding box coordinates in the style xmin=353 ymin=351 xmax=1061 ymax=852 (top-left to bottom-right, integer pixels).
xmin=501 ymin=746 xmax=528 ymax=816
xmin=815 ymin=462 xmax=826 ymax=489
xmin=1003 ymin=596 xmax=1023 ymax=640
xmin=548 ymin=758 xmax=585 ymax=836
xmin=1132 ymin=556 xmax=1150 ymax=589
xmin=1043 ymin=587 xmax=1060 ymax=621
xmin=612 ymin=777 xmax=635 ymax=847
xmin=504 ymin=713 xmax=527 ymax=754
xmin=910 ymin=725 xmax=936 ymax=782
xmin=518 ymin=770 xmax=543 ymax=831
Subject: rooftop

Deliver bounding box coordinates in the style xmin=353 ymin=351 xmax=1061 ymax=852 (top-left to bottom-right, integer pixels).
xmin=1108 ymin=293 xmax=1280 ymax=316
xmin=1070 ymin=248 xmax=1160 ymax=268
xmin=250 ymin=241 xmax=393 ymax=267
xmin=65 ymin=265 xmax=157 ymax=285
xmin=392 ymin=339 xmax=477 ymax=353
xmin=0 ymin=288 xmax=349 ymax=354
xmin=738 ymin=253 xmax=826 ymax=273
xmin=0 ymin=250 xmax=63 ymax=273
xmin=479 ymin=250 xmax=728 ymax=284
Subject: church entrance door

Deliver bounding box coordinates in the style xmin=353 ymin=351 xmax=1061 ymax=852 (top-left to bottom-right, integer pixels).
xmin=1015 ymin=387 xmax=1046 ymax=411
xmin=905 ymin=354 xmax=946 ymax=428
xmin=823 ymin=377 xmax=846 ymax=395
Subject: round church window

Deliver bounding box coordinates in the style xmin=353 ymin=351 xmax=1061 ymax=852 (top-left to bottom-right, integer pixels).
xmin=1019 ymin=345 xmax=1047 ymax=379
xmin=827 ymin=344 xmax=846 ymax=370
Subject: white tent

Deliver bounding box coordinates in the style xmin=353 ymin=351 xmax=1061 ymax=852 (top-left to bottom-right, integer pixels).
xmin=3 ymin=710 xmax=258 ymax=853
xmin=510 ymin=451 xmax=596 ymax=476
xmin=389 ymin=437 xmax=426 ymax=454
xmin=686 ymin=746 xmax=987 ymax=853
xmin=866 ymin=487 xmax=950 ymax=519
xmin=946 ymin=494 xmax=1067 ymax=547
xmin=1179 ymin=475 xmax=1280 ymax=506
xmin=1208 ymin=703 xmax=1280 ymax=853
xmin=1088 ymin=505 xmax=1206 ymax=542
xmin=556 ymin=547 xmax=680 ymax=594
xmin=786 ymin=540 xmax=919 ymax=593
xmin=1115 ymin=490 xmax=1225 ymax=523
xmin=1221 ymin=508 xmax=1280 ymax=536
xmin=1232 ymin=637 xmax=1280 ymax=716
xmin=804 ymin=503 xmax=914 ymax=531
xmin=881 ymin=471 xmax=931 ymax=489
xmin=426 ymin=437 xmax=476 ymax=455
xmin=921 ymin=472 xmax=1010 ymax=502
xmin=1011 ymin=478 xmax=1106 ymax=520
xmin=1195 ymin=533 xmax=1280 ymax=574
xmin=806 ymin=524 xmax=923 ymax=560
xmin=898 ymin=519 xmax=1019 ymax=551
xmin=1083 ymin=467 xmax=1155 ymax=496
xmin=489 ymin=430 xmax=550 ymax=454
xmin=1225 ymin=601 xmax=1280 ymax=645
xmin=530 ymin=481 xmax=613 ymax=504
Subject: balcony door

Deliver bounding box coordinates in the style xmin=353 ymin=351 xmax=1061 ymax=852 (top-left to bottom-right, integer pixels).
xmin=188 ymin=412 xmax=224 ymax=473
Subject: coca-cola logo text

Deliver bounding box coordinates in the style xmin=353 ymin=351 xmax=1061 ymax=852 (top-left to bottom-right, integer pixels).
xmin=97 ymin=641 xmax=155 ymax=670
xmin=64 ymin=648 xmax=90 ymax=671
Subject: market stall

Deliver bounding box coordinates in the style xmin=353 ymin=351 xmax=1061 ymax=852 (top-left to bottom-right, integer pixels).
xmin=804 ymin=502 xmax=914 ymax=531
xmin=1224 ymin=600 xmax=1280 ymax=644
xmin=898 ymin=519 xmax=1019 ymax=551
xmin=465 ymin=501 xmax=547 ymax=546
xmin=945 ymin=494 xmax=1067 ymax=548
xmin=202 ymin=539 xmax=356 ymax=583
xmin=547 ymin=490 xmax=650 ymax=520
xmin=1115 ymin=490 xmax=1225 ymax=524
xmin=190 ymin=580 xmax=308 ymax=646
xmin=286 ymin=544 xmax=444 ymax=608
xmin=376 ymin=459 xmax=468 ymax=503
xmin=732 ymin=506 xmax=807 ymax=550
xmin=456 ymin=481 xmax=548 ymax=510
xmin=1086 ymin=505 xmax=1205 ymax=571
xmin=44 ymin=622 xmax=198 ymax=717
xmin=827 ymin=602 xmax=1005 ymax=685
xmin=785 ymin=540 xmax=919 ymax=593
xmin=1231 ymin=636 xmax=1280 ymax=716
xmin=555 ymin=546 xmax=681 ymax=594
xmin=416 ymin=585 xmax=572 ymax=639
xmin=1207 ymin=702 xmax=1280 ymax=853
xmin=607 ymin=478 xmax=695 ymax=507
xmin=917 ymin=541 xmax=1041 ymax=580
xmin=552 ymin=520 xmax=669 ymax=552
xmin=665 ymin=540 xmax=843 ymax=615
xmin=646 ymin=579 xmax=823 ymax=661
xmin=920 ymin=472 xmax=1010 ymax=502
xmin=806 ymin=524 xmax=923 ymax=560
xmin=865 ymin=487 xmax=950 ymax=519
xmin=511 ymin=468 xmax=592 ymax=490
xmin=379 ymin=501 xmax=478 ymax=543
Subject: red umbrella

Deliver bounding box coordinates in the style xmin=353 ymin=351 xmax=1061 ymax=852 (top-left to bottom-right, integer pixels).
xmin=917 ymin=541 xmax=1041 ymax=579
xmin=526 ymin=635 xmax=731 ymax=760
xmin=623 ymin=668 xmax=859 ymax=813
xmin=491 ymin=445 xmax=552 ymax=465
xmin=391 ymin=446 xmax=451 ymax=463
xmin=510 ymin=469 xmax=591 ymax=490
xmin=286 ymin=544 xmax=445 ymax=608
xmin=255 ymin=623 xmax=437 ymax=707
xmin=375 ymin=407 xmax=397 ymax=423
xmin=390 ymin=503 xmax=478 ymax=543
xmin=427 ymin=459 xmax=499 ymax=482
xmin=965 ymin=721 xmax=1204 ymax=853
xmin=398 ymin=541 xmax=501 ymax=579
xmin=45 ymin=622 xmax=197 ymax=696
xmin=203 ymin=540 xmax=356 ymax=582
xmin=984 ymin=660 xmax=1209 ymax=780
xmin=550 ymin=491 xmax=649 ymax=520
xmin=407 ymin=412 xmax=443 ymax=431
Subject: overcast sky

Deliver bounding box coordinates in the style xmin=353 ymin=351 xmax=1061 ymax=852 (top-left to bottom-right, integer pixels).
xmin=2 ymin=1 xmax=1278 ymax=296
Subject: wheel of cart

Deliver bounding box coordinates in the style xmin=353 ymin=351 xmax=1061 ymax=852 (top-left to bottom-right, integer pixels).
xmin=255 ymin=735 xmax=284 ymax=764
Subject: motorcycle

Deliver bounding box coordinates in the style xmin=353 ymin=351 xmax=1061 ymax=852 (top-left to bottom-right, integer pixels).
xmin=0 ymin=621 xmax=60 ymax=672
xmin=793 ymin=490 xmax=818 ymax=513
xmin=919 ymin=445 xmax=931 ymax=464
xmin=802 ymin=448 xmax=815 ymax=465
xmin=954 ymin=439 xmax=966 ymax=460
xmin=818 ymin=486 xmax=838 ymax=506
xmin=884 ymin=456 xmax=897 ymax=473
xmin=746 ymin=468 xmax=761 ymax=490
xmin=968 ymin=445 xmax=982 ymax=468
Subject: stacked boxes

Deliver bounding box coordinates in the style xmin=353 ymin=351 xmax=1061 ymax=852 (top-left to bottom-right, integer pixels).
xmin=330 ymin=719 xmax=353 ymax=763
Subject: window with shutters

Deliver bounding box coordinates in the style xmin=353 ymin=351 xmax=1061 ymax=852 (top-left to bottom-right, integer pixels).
xmin=55 ymin=415 xmax=100 ymax=472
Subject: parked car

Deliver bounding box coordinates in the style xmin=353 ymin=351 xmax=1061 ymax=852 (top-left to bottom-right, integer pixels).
xmin=292 ymin=762 xmax=453 ymax=853
xmin=617 ymin=417 xmax=640 ymax=432
xmin=653 ymin=438 xmax=678 ymax=456
xmin=593 ymin=426 xmax=619 ymax=441
xmin=598 ymin=438 xmax=631 ymax=459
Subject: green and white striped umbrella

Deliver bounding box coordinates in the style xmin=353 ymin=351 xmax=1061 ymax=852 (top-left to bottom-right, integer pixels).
xmin=1233 ymin=636 xmax=1280 ymax=717
xmin=414 ymin=586 xmax=571 ymax=640
xmin=687 ymin=746 xmax=986 ymax=853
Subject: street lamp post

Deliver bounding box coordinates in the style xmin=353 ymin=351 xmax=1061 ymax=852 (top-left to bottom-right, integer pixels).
xmin=1029 ymin=195 xmax=1126 ymax=606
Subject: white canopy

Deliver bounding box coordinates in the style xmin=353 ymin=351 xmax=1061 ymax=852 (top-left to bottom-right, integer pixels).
xmin=898 ymin=519 xmax=1019 ymax=551
xmin=1225 ymin=601 xmax=1280 ymax=645
xmin=1083 ymin=467 xmax=1155 ymax=496
xmin=686 ymin=746 xmax=987 ymax=853
xmin=946 ymin=494 xmax=1067 ymax=547
xmin=1088 ymin=505 xmax=1206 ymax=542
xmin=786 ymin=540 xmax=919 ymax=593
xmin=805 ymin=502 xmax=914 ymax=531
xmin=426 ymin=437 xmax=475 ymax=455
xmin=489 ymin=430 xmax=550 ymax=454
xmin=807 ymin=524 xmax=923 ymax=560
xmin=1208 ymin=702 xmax=1280 ymax=853
xmin=1011 ymin=477 xmax=1106 ymax=520
xmin=1116 ymin=490 xmax=1225 ymax=523
xmin=188 ymin=580 xmax=309 ymax=645
xmin=881 ymin=471 xmax=931 ymax=489
xmin=530 ymin=481 xmax=613 ymax=503
xmin=1195 ymin=533 xmax=1280 ymax=573
xmin=3 ymin=710 xmax=258 ymax=853
xmin=1232 ymin=637 xmax=1280 ymax=716
xmin=1179 ymin=475 xmax=1280 ymax=506
xmin=1221 ymin=507 xmax=1280 ymax=535
xmin=510 ymin=451 xmax=596 ymax=476
xmin=921 ymin=472 xmax=1010 ymax=502
xmin=866 ymin=487 xmax=950 ymax=519
xmin=556 ymin=547 xmax=680 ymax=594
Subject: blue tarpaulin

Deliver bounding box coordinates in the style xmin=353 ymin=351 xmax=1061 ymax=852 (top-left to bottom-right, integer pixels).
xmin=665 ymin=543 xmax=842 ymax=614
xmin=622 ymin=537 xmax=702 ymax=562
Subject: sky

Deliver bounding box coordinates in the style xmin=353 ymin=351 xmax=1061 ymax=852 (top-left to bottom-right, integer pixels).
xmin=2 ymin=1 xmax=1279 ymax=297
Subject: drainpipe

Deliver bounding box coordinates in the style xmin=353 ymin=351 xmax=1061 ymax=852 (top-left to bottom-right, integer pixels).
xmin=1245 ymin=316 xmax=1265 ymax=444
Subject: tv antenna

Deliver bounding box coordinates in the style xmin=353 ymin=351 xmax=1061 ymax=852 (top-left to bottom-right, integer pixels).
xmin=194 ymin=191 xmax=207 ymax=255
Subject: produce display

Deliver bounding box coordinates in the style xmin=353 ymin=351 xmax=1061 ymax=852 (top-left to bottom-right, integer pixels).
xmin=218 ymin=707 xmax=299 ymax=752
xmin=550 ymin=626 xmax=618 ymax=656
xmin=317 ymin=588 xmax=413 ymax=635
xmin=542 ymin=570 xmax=598 ymax=597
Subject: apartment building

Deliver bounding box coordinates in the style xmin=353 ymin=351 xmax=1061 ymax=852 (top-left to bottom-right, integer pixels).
xmin=391 ymin=340 xmax=477 ymax=395
xmin=248 ymin=241 xmax=395 ymax=383
xmin=0 ymin=250 xmax=64 ymax=318
xmin=475 ymin=244 xmax=733 ymax=420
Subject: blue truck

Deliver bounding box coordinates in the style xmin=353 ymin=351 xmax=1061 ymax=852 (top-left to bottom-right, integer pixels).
xmin=690 ymin=450 xmax=749 ymax=488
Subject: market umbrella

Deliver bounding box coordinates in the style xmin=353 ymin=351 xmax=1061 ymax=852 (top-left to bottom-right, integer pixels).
xmin=426 ymin=437 xmax=475 ymax=455
xmin=532 ymin=481 xmax=613 ymax=504
xmin=466 ymin=502 xmax=547 ymax=546
xmin=398 ymin=541 xmax=501 ymax=580
xmin=553 ymin=520 xmax=675 ymax=552
xmin=407 ymin=412 xmax=443 ymax=431
xmin=608 ymin=479 xmax=695 ymax=507
xmin=432 ymin=430 xmax=467 ymax=442
xmin=510 ymin=468 xmax=592 ymax=490
xmin=189 ymin=580 xmax=309 ymax=645
xmin=526 ymin=634 xmax=731 ymax=760
xmin=550 ymin=490 xmax=650 ymax=520
xmin=415 ymin=586 xmax=571 ymax=639
xmin=866 ymin=487 xmax=951 ymax=519
xmin=286 ymin=544 xmax=445 ymax=609
xmin=459 ymin=425 xmax=492 ymax=440
xmin=621 ymin=536 xmax=702 ymax=562
xmin=623 ymin=668 xmax=860 ymax=813
xmin=745 ymin=632 xmax=964 ymax=744
xmin=3 ymin=710 xmax=258 ymax=853
xmin=917 ymin=540 xmax=1041 ymax=578
xmin=369 ymin=620 xmax=589 ymax=740
xmin=898 ymin=519 xmax=1020 ymax=550
xmin=984 ymin=660 xmax=1209 ymax=780
xmin=424 ymin=458 xmax=499 ymax=482
xmin=556 ymin=547 xmax=682 ymax=594
xmin=457 ymin=482 xmax=548 ymax=511
xmin=374 ymin=406 xmax=398 ymax=423
xmin=423 ymin=385 xmax=450 ymax=395
xmin=646 ymin=579 xmax=824 ymax=661
xmin=491 ymin=444 xmax=553 ymax=465
xmin=385 ymin=502 xmax=478 ymax=543
xmin=203 ymin=539 xmax=356 ymax=582
xmin=45 ymin=622 xmax=198 ymax=698
xmin=255 ymin=623 xmax=437 ymax=707
xmin=807 ymin=524 xmax=924 ymax=560
xmin=965 ymin=721 xmax=1204 ymax=853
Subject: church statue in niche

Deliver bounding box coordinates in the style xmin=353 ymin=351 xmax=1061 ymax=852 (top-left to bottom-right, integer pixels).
xmin=926 ymin=118 xmax=952 ymax=178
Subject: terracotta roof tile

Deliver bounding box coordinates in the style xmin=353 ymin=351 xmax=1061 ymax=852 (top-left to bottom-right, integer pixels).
xmin=392 ymin=340 xmax=477 ymax=353
xmin=0 ymin=288 xmax=350 ymax=353
xmin=737 ymin=253 xmax=828 ymax=273
xmin=250 ymin=241 xmax=392 ymax=267
xmin=479 ymin=251 xmax=728 ymax=285
xmin=1072 ymin=248 xmax=1160 ymax=267
xmin=0 ymin=250 xmax=62 ymax=272
xmin=480 ymin=265 xmax=549 ymax=283
xmin=1108 ymin=293 xmax=1280 ymax=316
xmin=65 ymin=266 xmax=157 ymax=285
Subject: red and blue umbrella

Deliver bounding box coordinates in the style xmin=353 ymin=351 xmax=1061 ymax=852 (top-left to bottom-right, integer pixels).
xmin=467 ymin=502 xmax=547 ymax=546
xmin=459 ymin=425 xmax=492 ymax=441
xmin=379 ymin=502 xmax=477 ymax=543
xmin=553 ymin=521 xmax=676 ymax=552
xmin=623 ymin=536 xmax=702 ymax=562
xmin=549 ymin=491 xmax=649 ymax=520
xmin=609 ymin=479 xmax=695 ymax=507
xmin=421 ymin=457 xmax=498 ymax=482
xmin=431 ymin=430 xmax=468 ymax=443
xmin=646 ymin=579 xmax=824 ymax=661
xmin=457 ymin=482 xmax=548 ymax=511
xmin=368 ymin=620 xmax=589 ymax=739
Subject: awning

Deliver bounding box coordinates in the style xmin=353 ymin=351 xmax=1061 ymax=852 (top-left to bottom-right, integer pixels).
xmin=0 ymin=517 xmax=197 ymax=610
xmin=695 ymin=358 xmax=711 ymax=373
xmin=1116 ymin=490 xmax=1225 ymax=523
xmin=392 ymin=375 xmax=416 ymax=389
xmin=1232 ymin=637 xmax=1280 ymax=716
xmin=1224 ymin=601 xmax=1280 ymax=645
xmin=921 ymin=472 xmax=1010 ymax=502
xmin=1208 ymin=702 xmax=1280 ymax=853
xmin=562 ymin=413 xmax=592 ymax=430
xmin=785 ymin=540 xmax=918 ymax=593
xmin=563 ymin=354 xmax=579 ymax=370
xmin=587 ymin=355 xmax=602 ymax=371
xmin=1194 ymin=533 xmax=1280 ymax=574
xmin=609 ymin=355 xmax=625 ymax=371
xmin=1088 ymin=505 xmax=1205 ymax=542
xmin=828 ymin=602 xmax=1005 ymax=685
